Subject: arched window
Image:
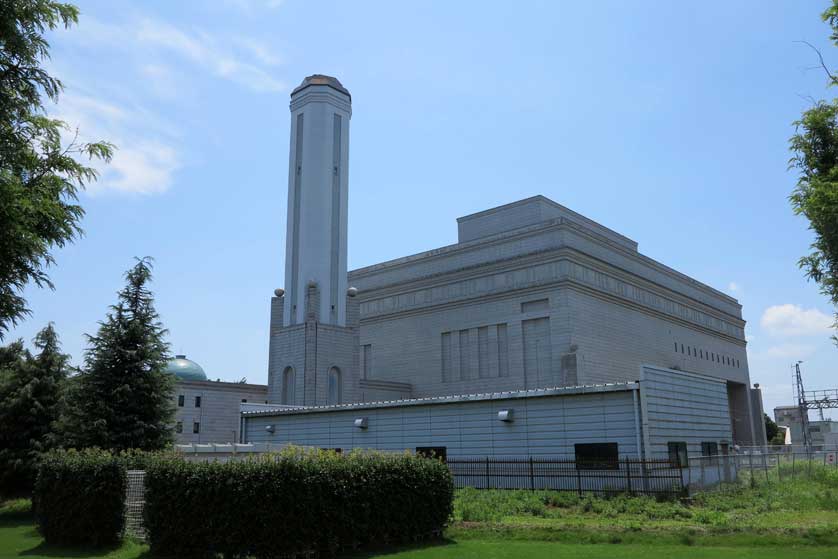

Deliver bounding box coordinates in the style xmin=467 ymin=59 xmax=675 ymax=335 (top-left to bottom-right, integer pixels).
xmin=282 ymin=367 xmax=295 ymax=405
xmin=328 ymin=366 xmax=342 ymax=405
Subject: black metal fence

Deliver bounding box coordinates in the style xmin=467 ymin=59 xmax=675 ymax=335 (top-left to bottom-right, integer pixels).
xmin=447 ymin=457 xmax=685 ymax=496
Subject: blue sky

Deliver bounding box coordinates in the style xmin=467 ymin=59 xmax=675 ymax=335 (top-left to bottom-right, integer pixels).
xmin=8 ymin=0 xmax=838 ymax=418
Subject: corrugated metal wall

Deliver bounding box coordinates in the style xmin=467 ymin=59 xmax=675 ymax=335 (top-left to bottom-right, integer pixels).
xmin=244 ymin=389 xmax=641 ymax=458
xmin=640 ymin=365 xmax=733 ymax=458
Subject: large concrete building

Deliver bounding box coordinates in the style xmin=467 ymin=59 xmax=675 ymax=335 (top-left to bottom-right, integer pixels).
xmin=236 ymin=74 xmax=767 ymax=460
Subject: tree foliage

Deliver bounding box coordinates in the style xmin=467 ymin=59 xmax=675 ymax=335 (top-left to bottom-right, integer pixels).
xmin=0 ymin=323 xmax=69 ymax=496
xmin=763 ymin=413 xmax=781 ymax=445
xmin=789 ymin=1 xmax=838 ymax=341
xmin=0 ymin=0 xmax=113 ymax=337
xmin=55 ymin=259 xmax=174 ymax=451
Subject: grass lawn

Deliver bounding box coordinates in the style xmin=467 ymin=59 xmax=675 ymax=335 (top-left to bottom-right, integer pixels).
xmin=362 ymin=540 xmax=838 ymax=558
xmin=2 ymin=463 xmax=837 ymax=558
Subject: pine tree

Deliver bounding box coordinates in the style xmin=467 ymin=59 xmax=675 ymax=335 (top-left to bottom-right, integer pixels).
xmin=56 ymin=258 xmax=175 ymax=451
xmin=0 ymin=324 xmax=68 ymax=496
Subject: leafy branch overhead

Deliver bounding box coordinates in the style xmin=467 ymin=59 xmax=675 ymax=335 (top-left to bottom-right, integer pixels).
xmin=0 ymin=0 xmax=114 ymax=337
xmin=788 ymin=1 xmax=838 ymax=342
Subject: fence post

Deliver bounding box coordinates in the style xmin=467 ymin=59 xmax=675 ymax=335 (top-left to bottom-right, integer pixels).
xmin=485 ymin=457 xmax=490 ymax=490
xmin=529 ymin=457 xmax=535 ymax=491
xmin=792 ymin=452 xmax=796 ymax=476
xmin=763 ymin=452 xmax=768 ymax=483
xmin=577 ymin=464 xmax=583 ymax=497
xmin=625 ymin=457 xmax=632 ymax=495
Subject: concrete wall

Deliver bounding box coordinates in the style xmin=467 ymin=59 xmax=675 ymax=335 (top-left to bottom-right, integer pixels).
xmin=173 ymin=380 xmax=268 ymax=444
xmin=244 ymin=386 xmax=642 ymax=458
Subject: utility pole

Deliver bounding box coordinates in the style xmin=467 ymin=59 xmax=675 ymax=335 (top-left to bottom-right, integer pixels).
xmin=794 ymin=361 xmax=812 ymax=454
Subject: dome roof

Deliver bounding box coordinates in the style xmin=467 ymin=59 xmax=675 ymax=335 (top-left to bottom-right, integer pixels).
xmin=166 ymin=355 xmax=207 ymax=381
xmin=291 ymin=74 xmax=350 ymax=99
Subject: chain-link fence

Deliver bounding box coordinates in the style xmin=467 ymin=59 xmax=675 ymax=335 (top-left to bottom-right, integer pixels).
xmin=124 ymin=470 xmax=146 ymax=540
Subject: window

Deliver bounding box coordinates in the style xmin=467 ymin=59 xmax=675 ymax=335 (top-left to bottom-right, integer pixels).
xmin=362 ymin=344 xmax=372 ymax=379
xmin=241 ymin=399 xmax=247 ymax=403
xmin=680 ymin=344 xmax=684 ymax=354
xmin=701 ymin=442 xmax=718 ymax=457
xmin=674 ymin=342 xmax=678 ymax=352
xmin=281 ymin=366 xmax=295 ymax=405
xmin=328 ymin=366 xmax=342 ymax=405
xmin=193 ymin=422 xmax=200 ymax=434
xmin=667 ymin=442 xmax=688 ymax=467
xmin=177 ymin=395 xmax=184 ymax=407
xmin=416 ymin=447 xmax=447 ymax=462
xmin=700 ymin=349 xmax=703 ymax=359
xmin=574 ymin=443 xmax=619 ymax=470
xmin=194 ymin=396 xmax=201 ymax=408
xmin=175 ymin=421 xmax=183 ymax=434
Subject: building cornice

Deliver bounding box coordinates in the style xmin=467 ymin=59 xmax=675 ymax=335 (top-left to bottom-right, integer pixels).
xmin=355 ymin=248 xmax=745 ymax=340
xmin=349 ymin=217 xmax=739 ymax=313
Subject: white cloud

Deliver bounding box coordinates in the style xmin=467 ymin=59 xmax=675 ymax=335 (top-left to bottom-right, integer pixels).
xmin=764 ymin=343 xmax=817 ymax=359
xmin=223 ymin=0 xmax=283 ymax=15
xmin=76 ymin=17 xmax=285 ymax=93
xmin=52 ymin=93 xmax=181 ymax=195
xmin=760 ymin=304 xmax=834 ymax=337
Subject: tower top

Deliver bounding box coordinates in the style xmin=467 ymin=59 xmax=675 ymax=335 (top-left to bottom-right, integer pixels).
xmin=291 ymin=74 xmax=350 ymax=99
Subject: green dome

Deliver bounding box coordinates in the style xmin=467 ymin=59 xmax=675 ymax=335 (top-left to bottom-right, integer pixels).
xmin=166 ymin=355 xmax=207 ymax=381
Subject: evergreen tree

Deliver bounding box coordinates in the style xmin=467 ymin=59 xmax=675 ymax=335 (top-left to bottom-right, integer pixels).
xmin=0 ymin=324 xmax=68 ymax=496
xmin=56 ymin=259 xmax=174 ymax=451
xmin=0 ymin=1 xmax=113 ymax=336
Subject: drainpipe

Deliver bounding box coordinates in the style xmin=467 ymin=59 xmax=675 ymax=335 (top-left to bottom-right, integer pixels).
xmin=632 ymin=388 xmax=643 ymax=460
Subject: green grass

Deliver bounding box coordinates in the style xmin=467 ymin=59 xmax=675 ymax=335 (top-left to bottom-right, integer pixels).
xmin=357 ymin=540 xmax=838 ymax=558
xmin=0 ymin=500 xmax=146 ymax=559
xmin=2 ymin=463 xmax=837 ymax=557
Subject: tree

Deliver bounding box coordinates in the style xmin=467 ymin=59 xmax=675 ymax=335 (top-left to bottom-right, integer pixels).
xmin=55 ymin=259 xmax=175 ymax=451
xmin=789 ymin=2 xmax=838 ymax=342
xmin=0 ymin=324 xmax=69 ymax=496
xmin=764 ymin=413 xmax=779 ymax=443
xmin=0 ymin=1 xmax=114 ymax=337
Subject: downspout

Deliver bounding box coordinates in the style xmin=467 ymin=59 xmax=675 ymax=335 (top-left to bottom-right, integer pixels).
xmin=632 ymin=387 xmax=644 ymax=460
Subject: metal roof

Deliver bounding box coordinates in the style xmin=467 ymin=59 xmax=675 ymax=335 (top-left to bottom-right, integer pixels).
xmin=241 ymin=381 xmax=639 ymax=418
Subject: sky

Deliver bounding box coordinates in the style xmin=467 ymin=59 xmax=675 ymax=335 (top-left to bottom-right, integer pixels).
xmin=7 ymin=0 xmax=838 ymax=420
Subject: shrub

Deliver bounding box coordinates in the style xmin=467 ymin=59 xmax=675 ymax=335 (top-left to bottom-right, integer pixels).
xmin=33 ymin=449 xmax=127 ymax=546
xmin=144 ymin=448 xmax=454 ymax=558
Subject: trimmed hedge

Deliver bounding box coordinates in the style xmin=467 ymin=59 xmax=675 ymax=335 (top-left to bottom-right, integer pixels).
xmin=144 ymin=448 xmax=454 ymax=557
xmin=33 ymin=449 xmax=127 ymax=546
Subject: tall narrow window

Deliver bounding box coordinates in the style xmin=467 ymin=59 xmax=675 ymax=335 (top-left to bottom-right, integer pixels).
xmin=441 ymin=332 xmax=452 ymax=382
xmin=193 ymin=422 xmax=200 ymax=434
xmin=362 ymin=344 xmax=372 ymax=379
xmin=330 ymin=114 xmax=342 ymax=323
xmin=328 ymin=366 xmax=342 ymax=405
xmin=289 ymin=113 xmax=304 ymax=325
xmin=282 ymin=366 xmax=295 ymax=405
xmin=177 ymin=395 xmax=184 ymax=407
xmin=175 ymin=421 xmax=183 ymax=434
xmin=194 ymin=396 xmax=201 ymax=408
xmin=497 ymin=323 xmax=509 ymax=378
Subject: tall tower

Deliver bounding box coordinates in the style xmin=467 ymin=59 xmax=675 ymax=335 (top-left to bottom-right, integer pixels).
xmin=284 ymin=75 xmax=351 ymax=326
xmin=266 ymin=75 xmax=359 ymax=408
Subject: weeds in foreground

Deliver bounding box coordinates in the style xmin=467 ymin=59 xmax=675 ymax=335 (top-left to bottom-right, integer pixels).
xmin=453 ymin=462 xmax=838 ymax=528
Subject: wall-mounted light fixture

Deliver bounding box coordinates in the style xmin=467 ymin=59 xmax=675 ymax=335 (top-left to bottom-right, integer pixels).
xmin=265 ymin=424 xmax=275 ymax=433
xmin=498 ymin=409 xmax=514 ymax=422
xmin=354 ymin=417 xmax=368 ymax=429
